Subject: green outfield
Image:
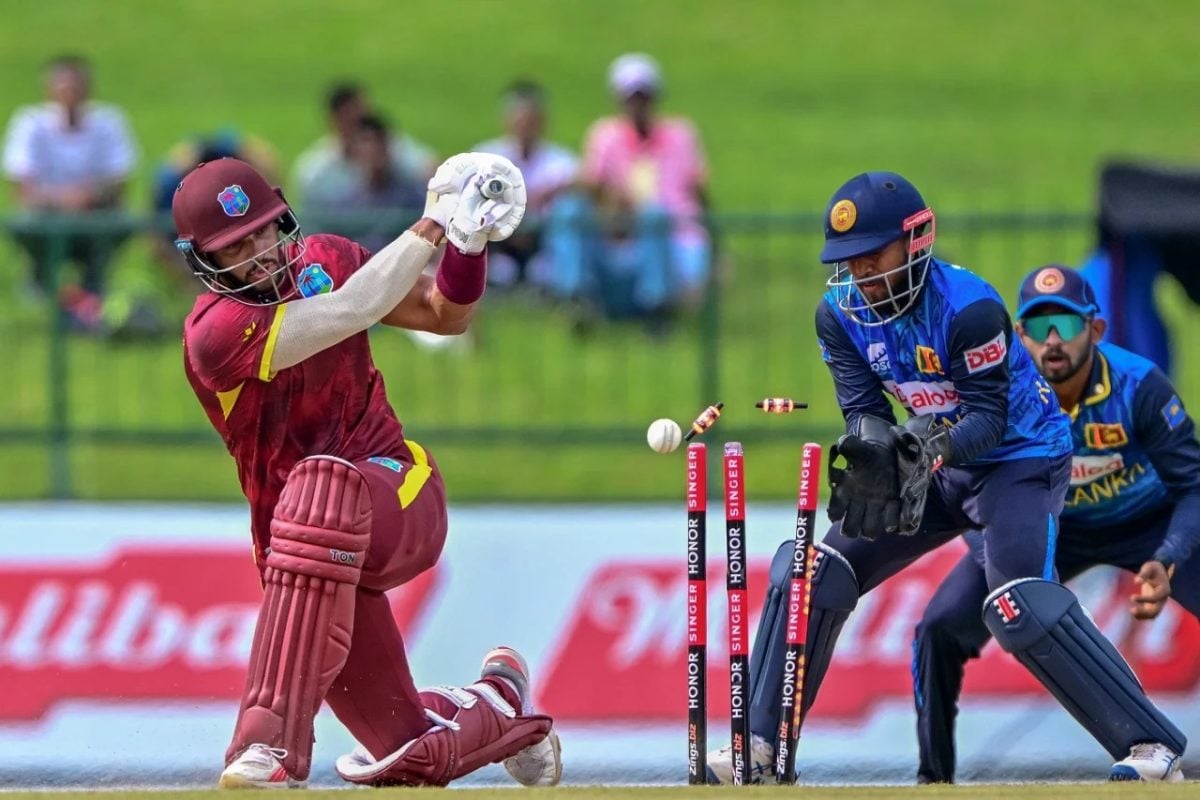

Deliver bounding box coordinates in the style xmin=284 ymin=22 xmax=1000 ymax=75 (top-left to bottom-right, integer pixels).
xmin=1 ymin=785 xmax=1193 ymax=799
xmin=3 ymin=1 xmax=1199 ymax=501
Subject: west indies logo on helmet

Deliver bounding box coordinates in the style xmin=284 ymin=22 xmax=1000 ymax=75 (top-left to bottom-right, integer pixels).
xmin=821 ymin=171 xmax=936 ymax=326
xmin=217 ymin=184 xmax=251 ymax=217
xmin=172 ymin=158 xmax=306 ymax=305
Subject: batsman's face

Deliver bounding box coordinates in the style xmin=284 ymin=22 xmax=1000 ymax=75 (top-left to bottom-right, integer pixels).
xmin=845 ymin=239 xmax=908 ymax=304
xmin=211 ymin=221 xmax=284 ymax=289
xmin=1017 ymin=305 xmax=1105 ymax=383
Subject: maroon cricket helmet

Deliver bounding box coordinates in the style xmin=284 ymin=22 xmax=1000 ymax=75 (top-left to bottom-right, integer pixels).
xmin=171 ymin=157 xmax=304 ymax=304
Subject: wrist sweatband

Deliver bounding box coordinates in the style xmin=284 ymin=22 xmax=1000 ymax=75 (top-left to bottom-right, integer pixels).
xmin=435 ymin=246 xmax=488 ymax=305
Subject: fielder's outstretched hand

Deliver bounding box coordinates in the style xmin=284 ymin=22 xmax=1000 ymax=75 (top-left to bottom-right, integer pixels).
xmin=1131 ymin=559 xmax=1173 ymax=620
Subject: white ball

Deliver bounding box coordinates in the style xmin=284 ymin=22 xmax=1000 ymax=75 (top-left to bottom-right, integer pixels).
xmin=646 ymin=418 xmax=683 ymax=454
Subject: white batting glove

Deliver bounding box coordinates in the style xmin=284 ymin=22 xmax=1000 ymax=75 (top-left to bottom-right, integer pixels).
xmin=444 ymin=158 xmax=528 ymax=254
xmin=422 ymin=153 xmax=482 ymax=228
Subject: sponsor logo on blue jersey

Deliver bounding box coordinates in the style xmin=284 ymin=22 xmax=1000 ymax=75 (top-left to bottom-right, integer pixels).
xmin=963 ymin=331 xmax=1007 ymax=375
xmin=867 ymin=342 xmax=890 ymax=375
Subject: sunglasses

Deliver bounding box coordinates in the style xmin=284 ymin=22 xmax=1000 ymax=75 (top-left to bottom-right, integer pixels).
xmin=1021 ymin=312 xmax=1088 ymax=343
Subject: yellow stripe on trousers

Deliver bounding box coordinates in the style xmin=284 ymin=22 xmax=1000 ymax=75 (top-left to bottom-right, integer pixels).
xmin=397 ymin=440 xmax=432 ymax=509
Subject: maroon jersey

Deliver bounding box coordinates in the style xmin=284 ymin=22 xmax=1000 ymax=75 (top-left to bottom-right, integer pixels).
xmin=184 ymin=234 xmax=409 ymax=558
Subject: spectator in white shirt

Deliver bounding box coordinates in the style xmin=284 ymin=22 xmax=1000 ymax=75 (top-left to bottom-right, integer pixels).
xmin=473 ymin=80 xmax=579 ymax=290
xmin=3 ymin=55 xmax=139 ymax=327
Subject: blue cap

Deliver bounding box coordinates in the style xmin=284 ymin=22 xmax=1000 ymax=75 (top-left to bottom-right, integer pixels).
xmin=1016 ymin=265 xmax=1101 ymax=319
xmin=820 ymin=171 xmax=930 ymax=263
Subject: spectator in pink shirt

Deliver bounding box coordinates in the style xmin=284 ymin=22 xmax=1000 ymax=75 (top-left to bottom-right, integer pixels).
xmin=546 ymin=53 xmax=710 ymax=334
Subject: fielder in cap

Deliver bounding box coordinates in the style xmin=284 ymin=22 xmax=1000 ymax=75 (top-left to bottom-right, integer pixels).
xmin=174 ymin=153 xmax=562 ymax=788
xmin=705 ymin=173 xmax=1186 ymax=783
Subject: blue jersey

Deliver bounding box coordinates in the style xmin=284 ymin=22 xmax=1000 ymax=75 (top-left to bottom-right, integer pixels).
xmin=1061 ymin=343 xmax=1200 ymax=565
xmin=816 ymin=258 xmax=1071 ymax=466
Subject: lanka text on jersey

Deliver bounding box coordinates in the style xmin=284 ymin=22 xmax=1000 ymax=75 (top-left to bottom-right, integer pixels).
xmin=1062 ymin=344 xmax=1173 ymax=526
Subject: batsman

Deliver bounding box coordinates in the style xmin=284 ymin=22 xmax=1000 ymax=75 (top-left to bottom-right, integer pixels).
xmin=706 ymin=172 xmax=1186 ymax=783
xmin=174 ymin=153 xmax=561 ymax=788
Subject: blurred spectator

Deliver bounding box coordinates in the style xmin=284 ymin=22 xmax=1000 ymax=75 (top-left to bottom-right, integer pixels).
xmin=331 ymin=113 xmax=465 ymax=353
xmin=1078 ymin=160 xmax=1200 ymax=377
xmin=547 ymin=53 xmax=710 ymax=333
xmin=321 ymin=114 xmax=426 ymax=252
xmin=292 ymin=81 xmax=436 ymax=211
xmin=2 ymin=54 xmax=138 ymax=330
xmin=473 ymin=79 xmax=579 ymax=291
xmin=151 ymin=128 xmax=281 ymax=287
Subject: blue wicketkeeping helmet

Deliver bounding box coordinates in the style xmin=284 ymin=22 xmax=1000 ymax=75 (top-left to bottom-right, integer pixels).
xmin=822 ymin=171 xmax=936 ymax=326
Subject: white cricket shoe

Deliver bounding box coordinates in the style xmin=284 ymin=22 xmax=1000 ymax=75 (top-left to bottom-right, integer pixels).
xmin=705 ymin=733 xmax=776 ymax=784
xmin=1109 ymin=743 xmax=1184 ymax=782
xmin=480 ymin=646 xmax=563 ymax=786
xmin=219 ymin=744 xmax=306 ymax=789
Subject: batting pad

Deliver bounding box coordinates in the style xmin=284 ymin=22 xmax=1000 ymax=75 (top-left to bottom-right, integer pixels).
xmin=984 ymin=577 xmax=1186 ymax=758
xmin=228 ymin=456 xmax=373 ymax=780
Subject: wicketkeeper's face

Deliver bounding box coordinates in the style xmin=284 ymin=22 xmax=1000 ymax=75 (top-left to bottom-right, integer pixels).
xmin=844 ymin=239 xmax=909 ymax=305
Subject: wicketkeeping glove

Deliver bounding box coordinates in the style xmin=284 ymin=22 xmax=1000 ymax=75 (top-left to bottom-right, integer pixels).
xmin=890 ymin=415 xmax=951 ymax=535
xmin=827 ymin=414 xmax=902 ymax=540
